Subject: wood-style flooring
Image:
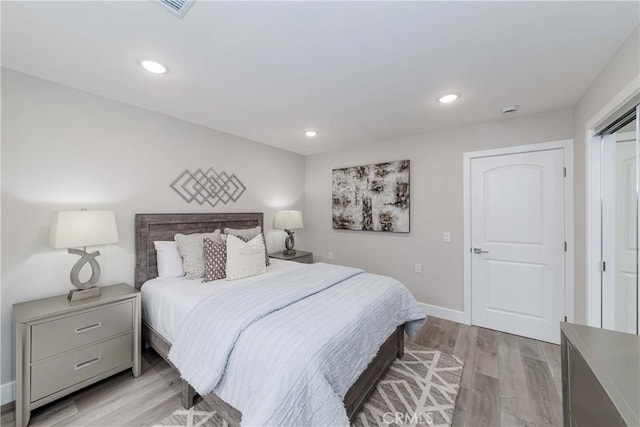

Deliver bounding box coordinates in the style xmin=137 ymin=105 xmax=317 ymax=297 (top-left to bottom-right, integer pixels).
xmin=1 ymin=317 xmax=562 ymax=426
xmin=1 ymin=349 xmax=184 ymax=427
xmin=412 ymin=317 xmax=563 ymax=427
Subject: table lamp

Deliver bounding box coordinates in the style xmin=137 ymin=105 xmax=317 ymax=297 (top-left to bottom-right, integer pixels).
xmin=275 ymin=210 xmax=303 ymax=255
xmin=50 ymin=209 xmax=119 ymax=301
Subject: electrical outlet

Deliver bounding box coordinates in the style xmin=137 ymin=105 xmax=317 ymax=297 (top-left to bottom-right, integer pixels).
xmin=443 ymin=232 xmax=451 ymax=243
xmin=414 ymin=263 xmax=422 ymax=274
xmin=327 ymin=251 xmax=334 ymax=260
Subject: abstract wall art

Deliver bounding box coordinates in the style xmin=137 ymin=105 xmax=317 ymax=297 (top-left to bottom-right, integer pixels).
xmin=170 ymin=167 xmax=246 ymax=208
xmin=332 ymin=160 xmax=410 ymax=232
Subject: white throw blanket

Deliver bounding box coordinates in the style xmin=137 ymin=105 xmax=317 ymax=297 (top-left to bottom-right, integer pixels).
xmin=169 ymin=263 xmax=425 ymax=426
xmin=169 ymin=263 xmax=363 ymax=393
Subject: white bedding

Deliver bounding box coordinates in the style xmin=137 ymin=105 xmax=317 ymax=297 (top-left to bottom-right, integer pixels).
xmin=160 ymin=262 xmax=425 ymax=426
xmin=141 ymin=258 xmax=301 ymax=343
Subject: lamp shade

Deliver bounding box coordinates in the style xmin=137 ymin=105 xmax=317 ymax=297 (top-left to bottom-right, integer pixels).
xmin=50 ymin=210 xmax=119 ymax=249
xmin=274 ymin=210 xmax=303 ymax=230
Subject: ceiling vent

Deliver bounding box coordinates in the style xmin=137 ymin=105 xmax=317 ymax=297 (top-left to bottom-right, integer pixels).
xmin=158 ymin=0 xmax=195 ymax=18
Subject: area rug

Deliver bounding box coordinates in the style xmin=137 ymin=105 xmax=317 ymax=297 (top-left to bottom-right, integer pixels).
xmin=155 ymin=343 xmax=463 ymax=427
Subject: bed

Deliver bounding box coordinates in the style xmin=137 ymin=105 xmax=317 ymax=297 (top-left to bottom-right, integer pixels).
xmin=135 ymin=212 xmax=424 ymax=426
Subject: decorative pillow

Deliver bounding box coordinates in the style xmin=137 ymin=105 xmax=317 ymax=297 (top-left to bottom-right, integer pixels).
xmin=225 ymin=234 xmax=267 ymax=280
xmin=153 ymin=241 xmax=185 ymax=278
xmin=224 ymin=226 xmax=270 ymax=266
xmin=202 ymin=238 xmax=227 ymax=282
xmin=224 ymin=226 xmax=261 ymax=240
xmin=175 ymin=230 xmax=223 ymax=279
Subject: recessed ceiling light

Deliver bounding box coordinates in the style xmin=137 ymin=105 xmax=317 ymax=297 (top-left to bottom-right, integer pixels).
xmin=141 ymin=60 xmax=167 ymax=74
xmin=437 ymin=94 xmax=459 ymax=104
xmin=305 ymin=130 xmax=318 ymax=137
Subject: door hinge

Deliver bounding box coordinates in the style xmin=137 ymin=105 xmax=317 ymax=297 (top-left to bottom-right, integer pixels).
xmin=564 ymin=241 xmax=567 ymax=252
xmin=602 ymin=261 xmax=607 ymax=272
xmin=563 ymin=167 xmax=567 ymax=177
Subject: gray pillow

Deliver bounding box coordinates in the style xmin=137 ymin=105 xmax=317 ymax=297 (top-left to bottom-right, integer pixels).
xmin=175 ymin=230 xmax=223 ymax=278
xmin=224 ymin=226 xmax=270 ymax=266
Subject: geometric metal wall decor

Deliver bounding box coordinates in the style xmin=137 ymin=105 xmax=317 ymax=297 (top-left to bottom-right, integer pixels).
xmin=170 ymin=168 xmax=246 ymax=208
xmin=332 ymin=159 xmax=410 ymax=232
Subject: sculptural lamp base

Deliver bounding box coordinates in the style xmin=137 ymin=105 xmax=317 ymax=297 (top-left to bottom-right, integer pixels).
xmin=67 ymin=247 xmax=103 ymax=302
xmin=68 ymin=287 xmax=101 ymax=302
xmin=283 ymin=229 xmax=296 ymax=256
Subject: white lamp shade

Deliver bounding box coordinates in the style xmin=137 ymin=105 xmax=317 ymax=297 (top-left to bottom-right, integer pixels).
xmin=50 ymin=210 xmax=119 ymax=249
xmin=274 ymin=210 xmax=303 ymax=230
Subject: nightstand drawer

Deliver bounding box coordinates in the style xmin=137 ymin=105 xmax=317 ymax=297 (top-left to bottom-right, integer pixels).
xmin=269 ymin=250 xmax=313 ymax=264
xmin=31 ymin=333 xmax=132 ymax=402
xmin=296 ymin=254 xmax=313 ymax=263
xmin=31 ymin=301 xmax=133 ymax=361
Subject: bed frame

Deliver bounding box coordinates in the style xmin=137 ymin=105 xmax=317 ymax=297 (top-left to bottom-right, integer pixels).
xmin=135 ymin=212 xmax=404 ymax=426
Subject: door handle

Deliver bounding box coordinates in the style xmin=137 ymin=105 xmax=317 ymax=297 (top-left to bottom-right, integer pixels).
xmin=473 ymin=248 xmax=489 ymax=254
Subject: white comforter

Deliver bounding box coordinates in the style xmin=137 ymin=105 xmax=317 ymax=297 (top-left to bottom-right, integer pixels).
xmin=168 ymin=262 xmax=425 ymax=426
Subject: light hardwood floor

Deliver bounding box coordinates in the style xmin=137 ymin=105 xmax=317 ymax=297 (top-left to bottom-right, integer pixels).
xmin=412 ymin=317 xmax=563 ymax=427
xmin=1 ymin=317 xmax=562 ymax=426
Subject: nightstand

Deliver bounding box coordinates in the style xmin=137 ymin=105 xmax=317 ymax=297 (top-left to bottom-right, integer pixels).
xmin=13 ymin=283 xmax=141 ymax=427
xmin=269 ymin=250 xmax=313 ymax=264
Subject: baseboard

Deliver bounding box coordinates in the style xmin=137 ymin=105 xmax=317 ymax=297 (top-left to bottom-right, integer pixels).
xmin=1 ymin=381 xmax=15 ymax=406
xmin=417 ymin=302 xmax=469 ymax=325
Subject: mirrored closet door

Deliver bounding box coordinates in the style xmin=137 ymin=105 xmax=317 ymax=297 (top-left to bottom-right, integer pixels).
xmin=599 ymin=105 xmax=640 ymax=334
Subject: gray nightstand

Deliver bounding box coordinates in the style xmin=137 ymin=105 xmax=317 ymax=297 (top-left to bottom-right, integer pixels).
xmin=269 ymin=250 xmax=313 ymax=264
xmin=13 ymin=283 xmax=141 ymax=427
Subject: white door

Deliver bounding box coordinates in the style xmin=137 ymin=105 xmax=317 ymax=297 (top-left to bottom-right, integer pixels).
xmin=471 ymin=149 xmax=565 ymax=343
xmin=614 ymin=140 xmax=637 ymax=333
xmin=602 ymin=133 xmax=638 ymax=333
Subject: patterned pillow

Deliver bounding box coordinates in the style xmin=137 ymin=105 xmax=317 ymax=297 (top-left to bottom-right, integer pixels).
xmin=202 ymin=238 xmax=227 ymax=282
xmin=224 ymin=226 xmax=270 ymax=266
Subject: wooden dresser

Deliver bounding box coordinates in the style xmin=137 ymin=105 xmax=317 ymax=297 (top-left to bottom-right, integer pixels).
xmin=561 ymin=322 xmax=639 ymax=426
xmin=13 ymin=284 xmax=141 ymax=427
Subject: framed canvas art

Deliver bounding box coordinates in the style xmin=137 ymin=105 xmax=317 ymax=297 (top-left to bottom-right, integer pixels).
xmin=332 ymin=160 xmax=410 ymax=232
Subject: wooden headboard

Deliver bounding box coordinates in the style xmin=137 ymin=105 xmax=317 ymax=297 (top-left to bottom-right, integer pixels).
xmin=134 ymin=212 xmax=264 ymax=289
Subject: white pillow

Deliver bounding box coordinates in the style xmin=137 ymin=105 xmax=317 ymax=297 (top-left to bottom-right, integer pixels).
xmin=153 ymin=241 xmax=185 ymax=278
xmin=175 ymin=230 xmax=223 ymax=279
xmin=226 ymin=234 xmax=267 ymax=281
xmin=224 ymin=226 xmax=269 ymax=266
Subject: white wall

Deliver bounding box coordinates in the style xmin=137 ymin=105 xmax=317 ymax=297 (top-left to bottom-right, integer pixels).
xmin=305 ymin=109 xmax=573 ymax=315
xmin=572 ymin=26 xmax=640 ymax=325
xmin=0 ymin=69 xmax=306 ymax=394
xmin=1 ymin=24 xmax=636 ymax=403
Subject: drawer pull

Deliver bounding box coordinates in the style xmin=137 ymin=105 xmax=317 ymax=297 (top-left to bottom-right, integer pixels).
xmin=75 ymin=322 xmax=102 ymax=334
xmin=74 ymin=357 xmax=101 ymax=371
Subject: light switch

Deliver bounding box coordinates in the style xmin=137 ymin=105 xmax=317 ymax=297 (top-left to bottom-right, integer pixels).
xmin=443 ymin=232 xmax=451 ymax=243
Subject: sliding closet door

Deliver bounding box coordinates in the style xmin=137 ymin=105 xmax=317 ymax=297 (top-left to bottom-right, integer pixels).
xmin=601 ymin=110 xmax=639 ymax=334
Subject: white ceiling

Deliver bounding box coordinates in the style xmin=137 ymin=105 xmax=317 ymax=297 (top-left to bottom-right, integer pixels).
xmin=2 ymin=1 xmax=638 ymax=155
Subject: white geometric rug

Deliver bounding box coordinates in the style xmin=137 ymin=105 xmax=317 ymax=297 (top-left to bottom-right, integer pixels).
xmin=353 ymin=343 xmax=464 ymax=427
xmin=156 ymin=343 xmax=463 ymax=427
